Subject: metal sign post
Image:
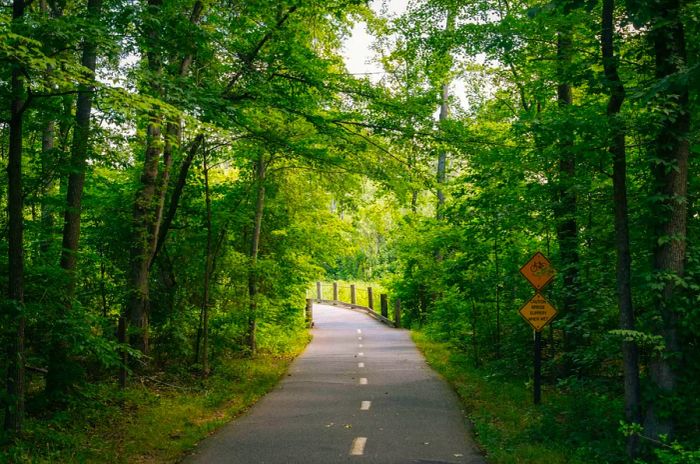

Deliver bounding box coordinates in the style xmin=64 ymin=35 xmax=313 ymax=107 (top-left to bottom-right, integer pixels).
xmin=519 ymin=252 xmax=557 ymax=405
xmin=534 ymin=331 xmax=542 ymax=404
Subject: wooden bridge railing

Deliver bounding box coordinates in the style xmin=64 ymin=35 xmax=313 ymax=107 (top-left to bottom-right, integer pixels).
xmin=307 ymin=281 xmax=401 ymax=328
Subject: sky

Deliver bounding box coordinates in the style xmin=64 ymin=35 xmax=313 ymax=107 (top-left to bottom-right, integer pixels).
xmin=341 ymin=0 xmax=408 ymax=77
xmin=341 ymin=0 xmax=471 ymax=115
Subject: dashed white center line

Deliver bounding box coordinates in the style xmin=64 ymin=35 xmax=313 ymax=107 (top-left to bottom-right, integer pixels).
xmin=358 ymin=352 xmax=364 ymax=357
xmin=359 ymin=377 xmax=368 ymax=385
xmin=358 ymin=344 xmax=363 ymax=348
xmin=361 ymin=401 xmax=371 ymax=410
xmin=350 ymin=437 xmax=367 ymax=456
xmin=358 ymin=362 xmax=364 ymax=368
xmin=358 ymin=336 xmax=363 ymax=341
xmin=357 ymin=329 xmax=362 ymax=334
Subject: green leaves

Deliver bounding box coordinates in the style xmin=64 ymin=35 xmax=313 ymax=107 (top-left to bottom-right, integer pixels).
xmin=609 ymin=329 xmax=665 ymax=352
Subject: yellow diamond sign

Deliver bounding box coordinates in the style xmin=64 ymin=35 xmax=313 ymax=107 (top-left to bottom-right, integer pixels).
xmin=520 ymin=252 xmax=555 ymax=290
xmin=519 ymin=293 xmax=557 ymax=331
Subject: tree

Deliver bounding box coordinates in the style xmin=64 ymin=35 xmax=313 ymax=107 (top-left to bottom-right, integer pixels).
xmin=4 ymin=0 xmax=27 ymax=436
xmin=644 ymin=0 xmax=692 ymax=441
xmin=47 ymin=0 xmax=103 ymax=398
xmin=436 ymin=7 xmax=455 ymax=220
xmin=126 ymin=0 xmax=205 ymax=355
xmin=601 ymin=0 xmax=641 ymax=456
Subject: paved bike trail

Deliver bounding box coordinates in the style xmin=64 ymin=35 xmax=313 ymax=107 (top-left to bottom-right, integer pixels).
xmin=183 ymin=303 xmax=486 ymax=463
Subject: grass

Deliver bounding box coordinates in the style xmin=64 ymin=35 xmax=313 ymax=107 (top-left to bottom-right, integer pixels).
xmin=412 ymin=331 xmax=625 ymax=464
xmin=2 ymin=332 xmax=310 ymax=464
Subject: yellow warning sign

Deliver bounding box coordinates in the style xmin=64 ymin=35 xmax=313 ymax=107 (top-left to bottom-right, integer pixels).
xmin=519 ymin=293 xmax=557 ymax=331
xmin=520 ymin=252 xmax=555 ymax=290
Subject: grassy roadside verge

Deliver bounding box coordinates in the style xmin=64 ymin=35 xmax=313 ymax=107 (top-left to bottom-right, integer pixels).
xmin=412 ymin=331 xmax=624 ymax=464
xmin=2 ymin=332 xmax=311 ymax=464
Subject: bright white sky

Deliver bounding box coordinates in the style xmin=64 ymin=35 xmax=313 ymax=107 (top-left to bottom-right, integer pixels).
xmin=341 ymin=0 xmax=470 ymax=114
xmin=342 ymin=0 xmax=408 ymax=77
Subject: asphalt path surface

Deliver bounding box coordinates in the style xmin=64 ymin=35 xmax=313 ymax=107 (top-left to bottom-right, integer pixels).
xmin=183 ymin=303 xmax=486 ymax=464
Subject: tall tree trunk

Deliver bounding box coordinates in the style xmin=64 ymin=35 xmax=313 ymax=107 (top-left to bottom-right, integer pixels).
xmin=127 ymin=0 xmax=164 ymax=354
xmin=493 ymin=227 xmax=501 ymax=359
xmin=436 ymin=9 xmax=454 ymax=220
xmin=555 ymin=26 xmax=580 ymax=365
xmin=39 ymin=121 xmax=55 ymax=255
xmin=38 ymin=0 xmax=58 ymax=258
xmin=126 ymin=0 xmax=204 ymax=354
xmin=149 ymin=1 xmax=203 ymax=269
xmin=247 ymin=153 xmax=267 ymax=355
xmin=127 ymin=119 xmax=161 ymax=354
xmin=601 ymin=0 xmax=641 ymax=456
xmin=59 ymin=0 xmax=102 ymax=277
xmin=150 ymin=134 xmax=204 ymax=267
xmin=46 ymin=0 xmax=102 ymax=397
xmin=4 ymin=0 xmax=27 ymax=436
xmin=406 ymin=145 xmax=418 ymax=214
xmin=200 ymin=150 xmax=213 ymax=376
xmin=148 ymin=124 xmax=175 ymax=266
xmin=644 ymin=0 xmax=690 ymax=440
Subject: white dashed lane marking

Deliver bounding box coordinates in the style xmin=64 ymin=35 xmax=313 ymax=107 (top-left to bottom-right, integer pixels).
xmin=360 ymin=401 xmax=371 ymax=410
xmin=359 ymin=378 xmax=368 ymax=385
xmin=350 ymin=437 xmax=367 ymax=456
xmin=358 ymin=362 xmax=364 ymax=368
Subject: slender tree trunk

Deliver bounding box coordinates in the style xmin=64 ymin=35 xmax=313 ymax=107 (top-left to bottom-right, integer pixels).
xmin=201 ymin=151 xmax=213 ymax=376
xmin=149 ymin=124 xmax=176 ymax=265
xmin=46 ymin=0 xmax=102 ymax=397
xmin=127 ymin=0 xmax=164 ymax=354
xmin=40 ymin=121 xmax=55 ymax=255
xmin=494 ymin=229 xmax=501 ymax=359
xmin=436 ymin=79 xmax=449 ymax=219
xmin=601 ymin=0 xmax=641 ymax=456
xmin=149 ymin=1 xmax=203 ymax=270
xmin=644 ymin=0 xmax=689 ymax=440
xmin=471 ymin=299 xmax=480 ymax=368
xmin=38 ymin=0 xmax=59 ymax=258
xmin=127 ymin=0 xmax=204 ymax=354
xmin=4 ymin=0 xmax=27 ymax=436
xmin=58 ymin=0 xmax=101 ymax=277
xmin=247 ymin=153 xmax=267 ymax=355
xmin=151 ymin=134 xmax=204 ymax=267
xmin=555 ymin=26 xmax=580 ymax=365
xmin=436 ymin=10 xmax=454 ymax=220
xmin=100 ymin=249 xmax=108 ymax=317
xmin=127 ymin=116 xmax=161 ymax=354
xmin=407 ymin=146 xmax=418 ymax=214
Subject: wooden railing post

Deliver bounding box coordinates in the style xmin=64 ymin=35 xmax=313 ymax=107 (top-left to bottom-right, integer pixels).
xmin=394 ymin=298 xmax=401 ymax=328
xmin=333 ymin=281 xmax=338 ymax=301
xmin=350 ymin=284 xmax=356 ymax=306
xmin=367 ymin=287 xmax=374 ymax=310
xmin=380 ymin=294 xmax=388 ymax=318
xmin=305 ymin=298 xmax=314 ymax=328
xmin=316 ymin=281 xmax=322 ymax=300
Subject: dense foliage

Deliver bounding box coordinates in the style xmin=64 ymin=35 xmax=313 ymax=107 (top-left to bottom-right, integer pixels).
xmin=358 ymin=0 xmax=699 ymax=462
xmin=0 ymin=0 xmax=383 ymax=446
xmin=1 ymin=0 xmax=698 ymax=462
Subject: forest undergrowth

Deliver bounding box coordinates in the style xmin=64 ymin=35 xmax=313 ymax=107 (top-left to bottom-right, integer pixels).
xmin=1 ymin=331 xmax=310 ymax=464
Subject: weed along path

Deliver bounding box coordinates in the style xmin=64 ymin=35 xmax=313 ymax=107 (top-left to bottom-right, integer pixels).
xmin=183 ymin=304 xmax=485 ymax=463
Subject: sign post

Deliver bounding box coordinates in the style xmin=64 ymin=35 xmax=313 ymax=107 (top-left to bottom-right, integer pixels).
xmin=519 ymin=252 xmax=557 ymax=405
xmin=534 ymin=331 xmax=542 ymax=404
